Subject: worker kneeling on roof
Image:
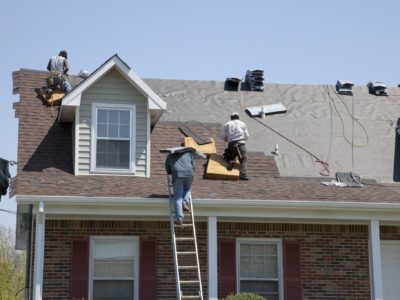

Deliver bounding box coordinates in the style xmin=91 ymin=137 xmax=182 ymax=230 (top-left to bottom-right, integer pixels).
xmin=221 ymin=112 xmax=249 ymax=180
xmin=46 ymin=50 xmax=72 ymax=93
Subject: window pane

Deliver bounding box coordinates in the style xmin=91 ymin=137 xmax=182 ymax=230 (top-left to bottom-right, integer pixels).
xmin=240 ymin=244 xmax=251 ymax=255
xmin=97 ymin=124 xmax=108 ymax=137
xmin=94 ymin=262 xmax=134 ymax=277
xmin=119 ymin=125 xmax=130 ymax=138
xmin=109 ymin=110 xmax=119 ymax=124
xmin=93 ymin=240 xmax=136 ymax=260
xmin=109 ymin=124 xmax=119 ymax=138
xmin=98 ymin=110 xmax=108 ymax=123
xmin=93 ymin=280 xmax=133 ymax=300
xmin=96 ymin=140 xmax=130 ymax=169
xmin=253 ymin=244 xmax=264 ymax=255
xmin=120 ymin=111 xmax=130 ymax=124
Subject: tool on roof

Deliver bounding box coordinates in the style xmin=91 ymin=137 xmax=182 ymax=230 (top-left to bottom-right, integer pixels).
xmin=166 ymin=175 xmax=204 ymax=300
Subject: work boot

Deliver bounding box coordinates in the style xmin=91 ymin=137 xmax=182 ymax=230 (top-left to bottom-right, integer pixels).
xmin=227 ymin=161 xmax=234 ymax=171
xmin=239 ymin=175 xmax=249 ymax=181
xmin=174 ymin=218 xmax=183 ymax=226
xmin=183 ymin=203 xmax=190 ymax=212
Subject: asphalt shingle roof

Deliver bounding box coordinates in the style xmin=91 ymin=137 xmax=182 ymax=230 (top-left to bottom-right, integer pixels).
xmin=12 ymin=69 xmax=400 ymax=203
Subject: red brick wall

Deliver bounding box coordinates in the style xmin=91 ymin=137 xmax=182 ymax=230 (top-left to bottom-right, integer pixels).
xmin=218 ymin=223 xmax=371 ymax=300
xmin=36 ymin=221 xmax=400 ymax=300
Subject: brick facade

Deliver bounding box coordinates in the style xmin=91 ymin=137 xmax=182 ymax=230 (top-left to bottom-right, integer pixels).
xmin=34 ymin=220 xmax=400 ymax=300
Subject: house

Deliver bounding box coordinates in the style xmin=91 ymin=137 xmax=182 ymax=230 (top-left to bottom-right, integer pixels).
xmin=11 ymin=54 xmax=400 ymax=300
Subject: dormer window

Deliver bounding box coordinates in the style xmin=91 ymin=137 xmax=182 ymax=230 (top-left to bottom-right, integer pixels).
xmin=91 ymin=103 xmax=136 ymax=173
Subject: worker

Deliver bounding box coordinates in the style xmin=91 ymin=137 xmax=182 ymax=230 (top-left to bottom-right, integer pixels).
xmin=46 ymin=50 xmax=72 ymax=92
xmin=165 ymin=149 xmax=195 ymax=225
xmin=221 ymin=112 xmax=250 ymax=180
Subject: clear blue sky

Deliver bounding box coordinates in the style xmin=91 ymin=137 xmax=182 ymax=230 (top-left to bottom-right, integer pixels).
xmin=1 ymin=0 xmax=400 ymax=229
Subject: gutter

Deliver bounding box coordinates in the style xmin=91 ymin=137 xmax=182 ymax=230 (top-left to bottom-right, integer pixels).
xmin=15 ymin=195 xmax=400 ymax=211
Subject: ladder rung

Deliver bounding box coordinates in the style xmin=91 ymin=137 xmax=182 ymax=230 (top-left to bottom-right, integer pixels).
xmin=181 ymin=295 xmax=201 ymax=299
xmin=177 ymin=251 xmax=196 ymax=255
xmin=175 ymin=223 xmax=193 ymax=227
xmin=179 ymin=265 xmax=198 ymax=270
xmin=176 ymin=237 xmax=194 ymax=241
xmin=180 ymin=280 xmax=200 ymax=284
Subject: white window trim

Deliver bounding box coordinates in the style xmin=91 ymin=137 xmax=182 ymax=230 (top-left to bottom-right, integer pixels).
xmin=89 ymin=236 xmax=139 ymax=300
xmin=236 ymin=238 xmax=284 ymax=300
xmin=90 ymin=103 xmax=136 ymax=174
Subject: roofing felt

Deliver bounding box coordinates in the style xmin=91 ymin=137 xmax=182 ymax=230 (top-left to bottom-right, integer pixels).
xmin=11 ymin=69 xmax=400 ymax=203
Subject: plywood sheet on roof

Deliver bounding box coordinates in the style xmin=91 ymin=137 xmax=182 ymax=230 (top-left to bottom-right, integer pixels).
xmin=205 ymin=154 xmax=239 ymax=180
xmin=184 ymin=137 xmax=216 ymax=156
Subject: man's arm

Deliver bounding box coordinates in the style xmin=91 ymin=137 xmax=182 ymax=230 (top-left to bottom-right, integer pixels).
xmin=63 ymin=59 xmax=69 ymax=75
xmin=165 ymin=155 xmax=172 ymax=174
xmin=243 ymin=123 xmax=249 ymax=141
xmin=47 ymin=59 xmax=51 ymax=71
xmin=221 ymin=123 xmax=228 ymax=142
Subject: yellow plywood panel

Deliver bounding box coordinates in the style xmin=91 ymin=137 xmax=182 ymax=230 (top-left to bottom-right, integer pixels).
xmin=184 ymin=137 xmax=217 ymax=156
xmin=38 ymin=90 xmax=65 ymax=106
xmin=45 ymin=92 xmax=65 ymax=106
xmin=205 ymin=154 xmax=239 ymax=180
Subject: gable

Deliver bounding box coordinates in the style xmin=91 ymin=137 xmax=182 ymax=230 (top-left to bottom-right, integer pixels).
xmin=76 ymin=69 xmax=149 ymax=176
xmin=59 ymin=54 xmax=166 ymax=126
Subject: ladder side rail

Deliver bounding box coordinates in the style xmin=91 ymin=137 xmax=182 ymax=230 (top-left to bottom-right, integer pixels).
xmin=168 ymin=175 xmax=182 ymax=300
xmin=189 ymin=194 xmax=204 ymax=299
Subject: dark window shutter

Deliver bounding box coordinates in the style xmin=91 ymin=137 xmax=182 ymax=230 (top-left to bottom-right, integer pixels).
xmin=284 ymin=240 xmax=302 ymax=300
xmin=70 ymin=239 xmax=89 ymax=300
xmin=219 ymin=239 xmax=236 ymax=298
xmin=139 ymin=239 xmax=157 ymax=300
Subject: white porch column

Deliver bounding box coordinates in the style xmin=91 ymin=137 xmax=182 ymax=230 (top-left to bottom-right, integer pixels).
xmin=33 ymin=202 xmax=45 ymax=300
xmin=369 ymin=220 xmax=383 ymax=300
xmin=208 ymin=216 xmax=218 ymax=300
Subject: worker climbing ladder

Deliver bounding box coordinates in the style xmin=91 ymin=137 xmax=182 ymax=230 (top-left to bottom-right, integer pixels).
xmin=167 ymin=176 xmax=204 ymax=300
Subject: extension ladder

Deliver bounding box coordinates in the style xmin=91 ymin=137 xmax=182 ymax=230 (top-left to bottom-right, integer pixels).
xmin=168 ymin=176 xmax=204 ymax=300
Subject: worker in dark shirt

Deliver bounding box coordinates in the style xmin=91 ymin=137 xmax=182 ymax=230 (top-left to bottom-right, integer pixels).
xmin=165 ymin=150 xmax=194 ymax=225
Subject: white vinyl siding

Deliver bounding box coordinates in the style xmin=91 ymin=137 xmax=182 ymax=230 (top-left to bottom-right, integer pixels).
xmin=77 ymin=69 xmax=148 ymax=176
xmin=237 ymin=239 xmax=284 ymax=300
xmin=89 ymin=236 xmax=139 ymax=300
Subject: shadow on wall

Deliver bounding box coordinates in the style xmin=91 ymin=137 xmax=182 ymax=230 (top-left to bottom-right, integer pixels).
xmin=23 ymin=122 xmax=73 ymax=174
xmin=393 ymin=118 xmax=400 ymax=181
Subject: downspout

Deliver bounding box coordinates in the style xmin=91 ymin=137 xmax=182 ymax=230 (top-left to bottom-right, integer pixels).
xmin=24 ymin=204 xmax=33 ymax=300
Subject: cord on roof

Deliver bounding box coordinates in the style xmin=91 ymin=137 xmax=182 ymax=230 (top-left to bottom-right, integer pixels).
xmin=248 ymin=114 xmax=330 ymax=176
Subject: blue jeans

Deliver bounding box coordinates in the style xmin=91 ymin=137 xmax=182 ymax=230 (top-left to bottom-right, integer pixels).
xmin=172 ymin=176 xmax=193 ymax=220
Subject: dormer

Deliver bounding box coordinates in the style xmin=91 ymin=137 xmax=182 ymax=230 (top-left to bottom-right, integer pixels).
xmin=58 ymin=55 xmax=167 ymax=177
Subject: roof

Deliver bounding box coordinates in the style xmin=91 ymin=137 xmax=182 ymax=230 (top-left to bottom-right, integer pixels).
xmin=58 ymin=54 xmax=167 ymax=125
xmin=11 ymin=68 xmax=400 ymax=203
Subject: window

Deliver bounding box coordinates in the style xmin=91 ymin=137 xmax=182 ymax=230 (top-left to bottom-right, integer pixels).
xmin=89 ymin=237 xmax=139 ymax=300
xmin=237 ymin=239 xmax=283 ymax=300
xmin=91 ymin=103 xmax=136 ymax=173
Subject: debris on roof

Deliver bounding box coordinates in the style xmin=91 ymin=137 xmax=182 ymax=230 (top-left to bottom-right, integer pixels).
xmin=179 ymin=124 xmax=212 ymax=145
xmin=246 ymin=103 xmax=287 ymax=118
xmin=245 ymin=69 xmax=264 ymax=92
xmin=367 ymin=81 xmax=388 ymax=96
xmin=322 ymin=172 xmax=363 ymax=187
xmin=336 ymin=80 xmax=354 ymax=95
